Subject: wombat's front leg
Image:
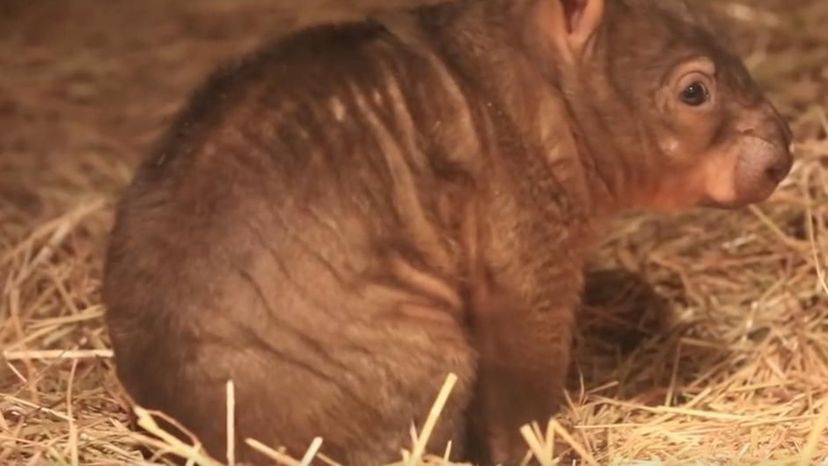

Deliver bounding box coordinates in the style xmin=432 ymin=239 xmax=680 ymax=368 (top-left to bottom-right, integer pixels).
xmin=468 ymin=276 xmax=578 ymax=465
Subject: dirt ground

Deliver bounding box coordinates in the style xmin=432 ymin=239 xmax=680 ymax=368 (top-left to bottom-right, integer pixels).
xmin=1 ymin=1 xmax=827 ymax=465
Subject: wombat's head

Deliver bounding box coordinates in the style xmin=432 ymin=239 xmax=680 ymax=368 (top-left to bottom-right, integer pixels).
xmin=533 ymin=0 xmax=793 ymax=211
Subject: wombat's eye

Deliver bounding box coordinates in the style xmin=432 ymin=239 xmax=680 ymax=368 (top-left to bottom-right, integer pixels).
xmin=680 ymin=81 xmax=709 ymax=106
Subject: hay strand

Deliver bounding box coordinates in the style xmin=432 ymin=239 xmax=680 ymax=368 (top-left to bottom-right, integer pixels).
xmin=406 ymin=373 xmax=458 ymax=466
xmin=226 ymin=380 xmax=236 ymax=466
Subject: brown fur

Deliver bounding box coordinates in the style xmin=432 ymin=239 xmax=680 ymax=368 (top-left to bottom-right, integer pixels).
xmin=102 ymin=0 xmax=792 ymax=464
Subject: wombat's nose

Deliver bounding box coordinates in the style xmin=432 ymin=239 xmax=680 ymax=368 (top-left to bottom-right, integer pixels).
xmin=759 ymin=102 xmax=794 ymax=184
xmin=733 ymin=134 xmax=793 ymax=207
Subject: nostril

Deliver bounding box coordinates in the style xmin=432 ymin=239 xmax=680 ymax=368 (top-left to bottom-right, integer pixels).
xmin=765 ymin=156 xmax=792 ymax=184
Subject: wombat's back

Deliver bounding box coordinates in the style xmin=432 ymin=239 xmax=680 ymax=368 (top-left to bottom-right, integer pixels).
xmin=103 ymin=21 xmax=479 ymax=464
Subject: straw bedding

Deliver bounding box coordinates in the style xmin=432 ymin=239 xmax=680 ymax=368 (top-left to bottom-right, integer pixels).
xmin=1 ymin=0 xmax=826 ymax=464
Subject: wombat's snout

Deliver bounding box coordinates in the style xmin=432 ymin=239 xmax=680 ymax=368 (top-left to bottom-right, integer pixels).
xmin=749 ymin=137 xmax=792 ymax=192
xmin=765 ymin=102 xmax=794 ymax=181
xmin=759 ymin=105 xmax=794 ymax=185
xmin=734 ymin=107 xmax=793 ymax=205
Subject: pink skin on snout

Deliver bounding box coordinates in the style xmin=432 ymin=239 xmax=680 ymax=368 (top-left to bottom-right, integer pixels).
xmin=703 ymin=103 xmax=793 ymax=208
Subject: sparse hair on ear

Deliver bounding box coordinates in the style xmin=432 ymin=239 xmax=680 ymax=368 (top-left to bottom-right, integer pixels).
xmin=539 ymin=0 xmax=605 ymax=61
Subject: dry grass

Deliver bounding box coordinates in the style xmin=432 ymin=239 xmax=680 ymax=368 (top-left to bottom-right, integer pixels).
xmin=1 ymin=0 xmax=827 ymax=465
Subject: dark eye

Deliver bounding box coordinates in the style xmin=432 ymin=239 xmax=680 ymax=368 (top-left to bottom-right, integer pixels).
xmin=680 ymin=81 xmax=709 ymax=106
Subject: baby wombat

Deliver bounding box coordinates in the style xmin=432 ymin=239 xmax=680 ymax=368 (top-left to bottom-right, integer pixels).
xmin=103 ymin=0 xmax=793 ymax=464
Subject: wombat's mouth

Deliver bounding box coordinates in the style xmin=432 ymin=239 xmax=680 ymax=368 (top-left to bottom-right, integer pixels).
xmin=698 ymin=195 xmax=739 ymax=210
xmin=699 ymin=183 xmax=777 ymax=209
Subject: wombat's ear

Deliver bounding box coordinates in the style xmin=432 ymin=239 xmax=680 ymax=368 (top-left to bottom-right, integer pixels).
xmin=540 ymin=0 xmax=605 ymax=60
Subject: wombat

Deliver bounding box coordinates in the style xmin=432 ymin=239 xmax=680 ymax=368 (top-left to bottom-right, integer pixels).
xmin=103 ymin=0 xmax=793 ymax=464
